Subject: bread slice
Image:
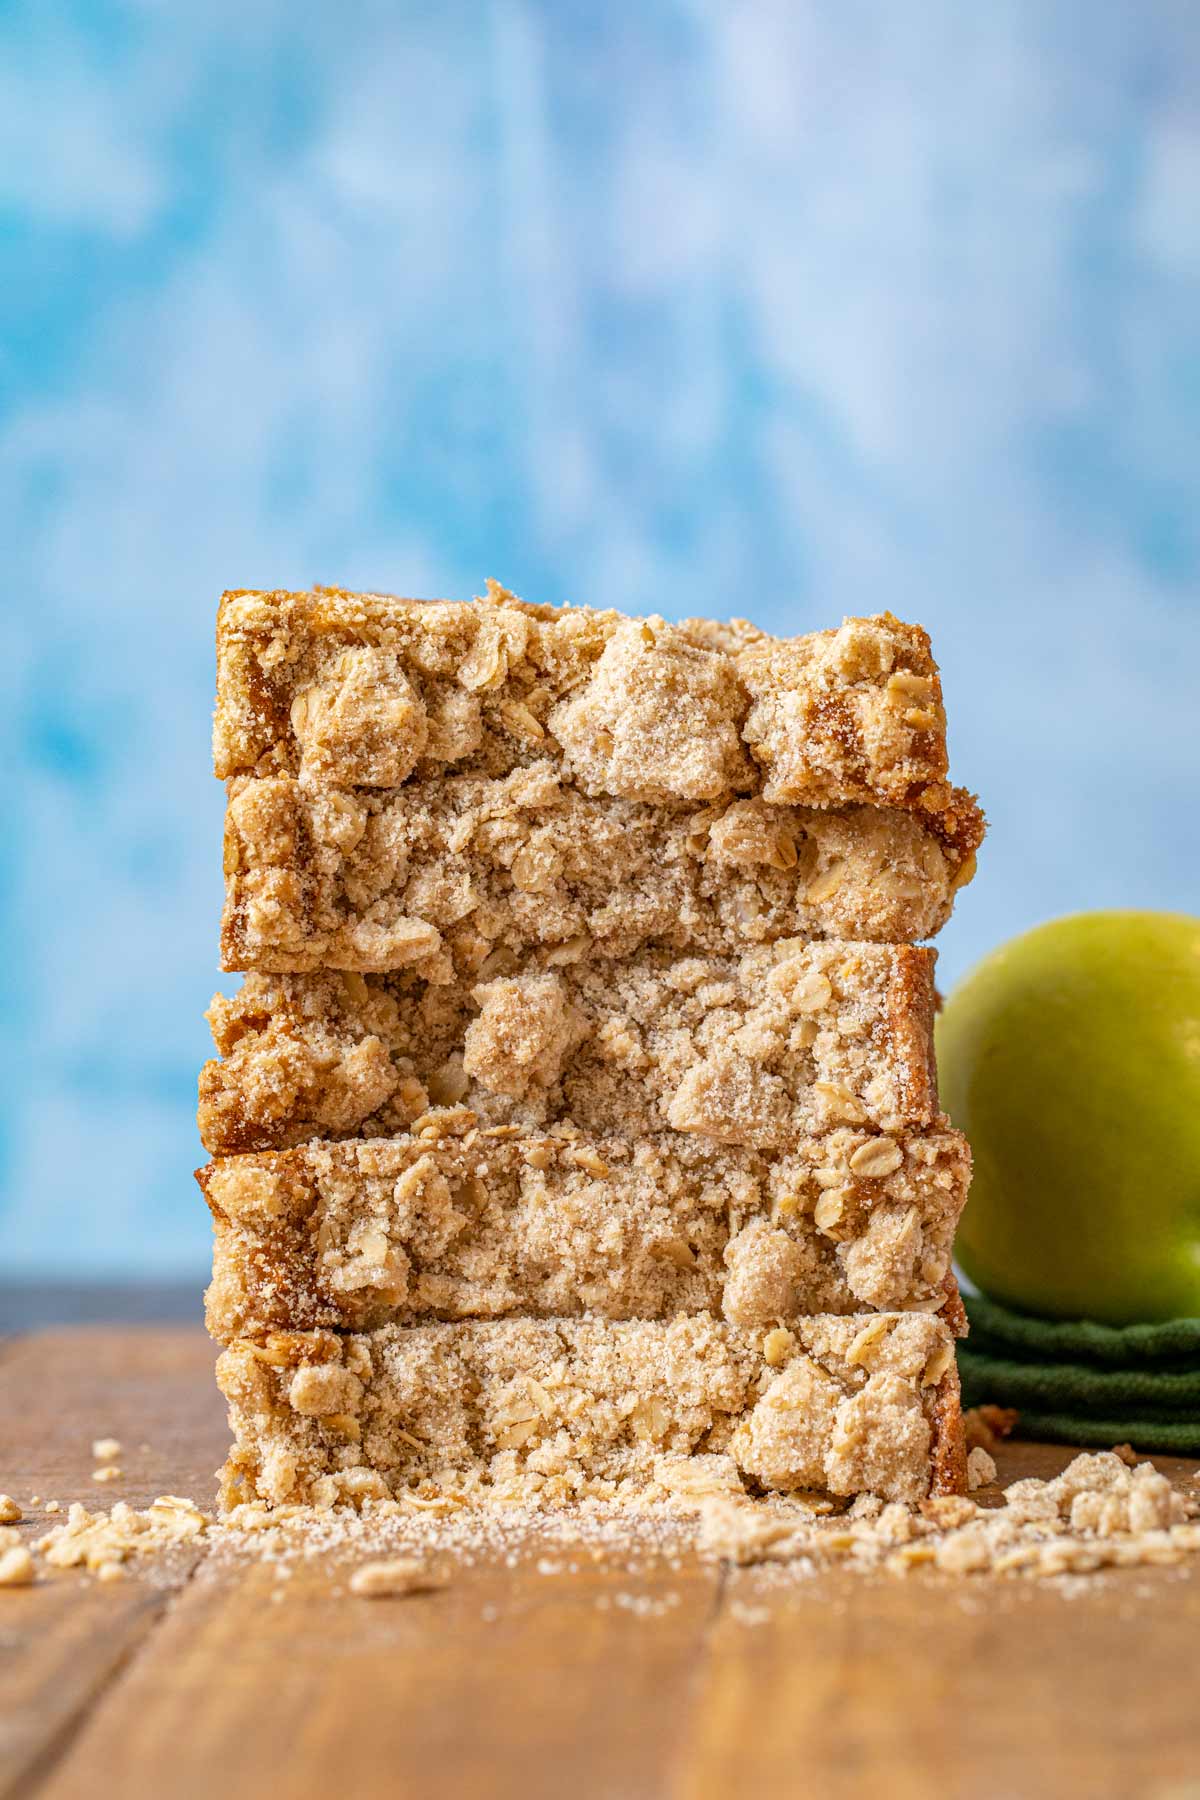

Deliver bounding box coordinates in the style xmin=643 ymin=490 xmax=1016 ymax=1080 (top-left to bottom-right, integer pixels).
xmin=215 ymin=1312 xmax=966 ymax=1511
xmin=219 ymin=768 xmax=981 ymax=976
xmin=198 ymin=1127 xmax=970 ymax=1340
xmin=214 ymin=584 xmax=965 ymax=818
xmin=200 ymin=943 xmax=941 ymax=1157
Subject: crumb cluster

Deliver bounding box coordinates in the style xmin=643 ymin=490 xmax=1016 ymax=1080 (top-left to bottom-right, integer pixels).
xmin=3 ymin=1494 xmax=214 ymax=1586
xmin=6 ymin=1452 xmax=1196 ymax=1601
xmin=696 ymin=1450 xmax=1200 ymax=1580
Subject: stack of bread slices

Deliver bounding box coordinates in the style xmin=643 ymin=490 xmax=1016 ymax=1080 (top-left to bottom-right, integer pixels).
xmin=197 ymin=583 xmax=983 ymax=1514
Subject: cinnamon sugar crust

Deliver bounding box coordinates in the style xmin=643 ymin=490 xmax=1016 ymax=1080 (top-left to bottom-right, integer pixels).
xmin=215 ymin=1313 xmax=965 ymax=1511
xmin=198 ymin=1127 xmax=971 ymax=1340
xmin=220 ymin=767 xmax=982 ymax=976
xmin=200 ymin=943 xmax=940 ymax=1157
xmin=214 ymin=584 xmax=966 ymax=822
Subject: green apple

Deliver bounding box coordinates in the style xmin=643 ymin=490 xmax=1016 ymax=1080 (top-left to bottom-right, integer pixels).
xmin=937 ymin=911 xmax=1200 ymax=1325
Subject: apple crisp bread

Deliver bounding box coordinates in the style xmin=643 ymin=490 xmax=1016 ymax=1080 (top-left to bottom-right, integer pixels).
xmin=199 ymin=942 xmax=940 ymax=1156
xmin=215 ymin=1313 xmax=966 ymax=1511
xmin=201 ymin=581 xmax=981 ymax=1520
xmin=220 ymin=768 xmax=982 ymax=976
xmin=198 ymin=1127 xmax=970 ymax=1339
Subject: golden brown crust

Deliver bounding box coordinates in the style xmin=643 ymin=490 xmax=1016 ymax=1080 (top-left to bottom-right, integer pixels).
xmin=935 ymin=1275 xmax=969 ymax=1341
xmin=928 ymin=1358 xmax=969 ymax=1497
xmin=885 ymin=946 xmax=941 ymax=1130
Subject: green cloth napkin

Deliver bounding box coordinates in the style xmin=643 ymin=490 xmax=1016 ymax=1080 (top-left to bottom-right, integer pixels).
xmin=958 ymin=1291 xmax=1200 ymax=1456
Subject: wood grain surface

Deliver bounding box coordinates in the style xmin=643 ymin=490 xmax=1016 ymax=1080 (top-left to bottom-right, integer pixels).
xmin=1 ymin=1327 xmax=1197 ymax=1800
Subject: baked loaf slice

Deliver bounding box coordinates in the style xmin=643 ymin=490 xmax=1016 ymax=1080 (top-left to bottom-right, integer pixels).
xmin=198 ymin=1128 xmax=971 ymax=1339
xmin=214 ymin=584 xmax=963 ymax=816
xmin=200 ymin=943 xmax=940 ymax=1156
xmin=215 ymin=1312 xmax=966 ymax=1510
xmin=220 ymin=768 xmax=982 ymax=976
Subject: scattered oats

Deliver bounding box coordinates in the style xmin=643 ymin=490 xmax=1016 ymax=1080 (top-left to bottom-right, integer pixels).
xmin=0 ymin=1546 xmax=35 ymax=1587
xmin=1111 ymin=1443 xmax=1138 ymax=1467
xmin=846 ymin=1316 xmax=890 ymax=1366
xmin=729 ymin=1601 xmax=771 ymax=1627
xmin=607 ymin=1590 xmax=680 ymax=1618
xmin=697 ymin=1498 xmax=810 ymax=1566
xmin=696 ymin=1451 xmax=1200 ymax=1583
xmin=967 ymin=1447 xmax=998 ymax=1491
xmin=568 ymin=1148 xmax=611 ymax=1178
xmin=813 ymin=1189 xmax=846 ymax=1231
xmin=92 ymin=1438 xmax=122 ymax=1462
xmin=0 ymin=1496 xmax=21 ymax=1524
xmin=44 ymin=1500 xmax=61 ymax=1514
xmin=92 ymin=1467 xmax=122 ymax=1484
xmin=349 ymin=1557 xmax=446 ymax=1598
xmin=847 ymin=1137 xmax=904 ymax=1179
xmin=921 ymin=1495 xmax=978 ymax=1529
xmin=37 ymin=1494 xmax=212 ymax=1574
xmin=95 ymin=1561 xmax=126 ymax=1584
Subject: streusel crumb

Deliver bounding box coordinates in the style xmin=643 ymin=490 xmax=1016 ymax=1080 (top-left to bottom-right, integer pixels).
xmin=699 ymin=1451 xmax=1200 ymax=1580
xmin=0 ymin=1546 xmax=35 ymax=1587
xmin=967 ymin=1446 xmax=998 ymax=1489
xmin=348 ymin=1556 xmax=445 ymax=1597
xmin=34 ymin=1494 xmax=212 ymax=1574
xmin=14 ymin=1453 xmax=1198 ymax=1594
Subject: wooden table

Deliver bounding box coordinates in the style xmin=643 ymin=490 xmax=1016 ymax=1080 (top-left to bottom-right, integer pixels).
xmin=2 ymin=1326 xmax=1197 ymax=1800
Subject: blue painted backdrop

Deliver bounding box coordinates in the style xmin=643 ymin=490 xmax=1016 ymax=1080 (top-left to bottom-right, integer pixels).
xmin=3 ymin=1 xmax=1198 ymax=1276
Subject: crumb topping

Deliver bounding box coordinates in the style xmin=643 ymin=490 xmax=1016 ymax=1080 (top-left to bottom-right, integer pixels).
xmin=214 ymin=586 xmax=961 ymax=827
